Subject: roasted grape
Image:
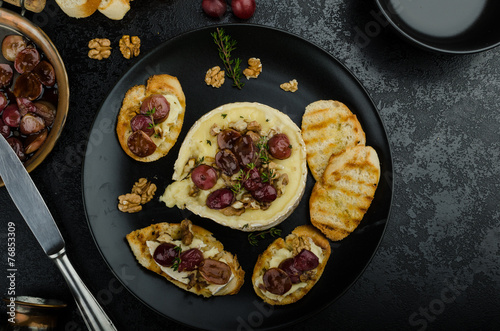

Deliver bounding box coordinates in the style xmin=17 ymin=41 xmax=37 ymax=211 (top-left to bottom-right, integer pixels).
xmin=192 ymin=164 xmax=218 ymax=190
xmin=263 ymin=268 xmax=292 ymax=295
xmin=140 ymin=94 xmax=170 ymax=123
xmin=215 ymin=149 xmax=240 ymax=175
xmin=153 ymin=243 xmax=178 ymax=267
xmin=268 ymin=133 xmax=292 ymax=160
xmin=293 ymin=249 xmax=319 ymax=271
xmin=130 ymin=114 xmax=154 ymax=136
xmin=178 ymin=248 xmax=204 ymax=272
xmin=206 ymin=188 xmax=234 ymax=209
xmin=217 ymin=129 xmax=241 ymax=150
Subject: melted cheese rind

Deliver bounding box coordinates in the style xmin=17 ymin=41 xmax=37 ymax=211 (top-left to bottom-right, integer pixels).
xmin=160 ymin=102 xmax=308 ymax=231
xmin=146 ymin=239 xmax=233 ymax=295
xmin=257 ymin=240 xmax=325 ymax=302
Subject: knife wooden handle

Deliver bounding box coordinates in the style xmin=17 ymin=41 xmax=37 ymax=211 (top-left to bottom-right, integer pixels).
xmin=51 ymin=249 xmax=117 ymax=331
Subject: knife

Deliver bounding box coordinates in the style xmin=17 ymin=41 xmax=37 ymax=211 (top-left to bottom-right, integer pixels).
xmin=0 ymin=136 xmax=117 ymax=331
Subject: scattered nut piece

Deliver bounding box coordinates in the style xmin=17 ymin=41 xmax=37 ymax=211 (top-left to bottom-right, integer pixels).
xmin=210 ymin=123 xmax=221 ymax=136
xmin=243 ymin=57 xmax=262 ymax=79
xmin=205 ymin=66 xmax=225 ymax=88
xmin=118 ymin=193 xmax=142 ymax=213
xmin=247 ymin=121 xmax=261 ymax=132
xmin=88 ymin=38 xmax=111 ymax=60
xmin=119 ymin=35 xmax=141 ymax=59
xmin=118 ymin=178 xmax=156 ymax=213
xmin=280 ymin=79 xmax=298 ymax=92
xmin=229 ymin=119 xmax=247 ymax=132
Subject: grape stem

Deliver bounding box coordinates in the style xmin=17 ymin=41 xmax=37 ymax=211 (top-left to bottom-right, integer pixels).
xmin=211 ymin=28 xmax=244 ymax=89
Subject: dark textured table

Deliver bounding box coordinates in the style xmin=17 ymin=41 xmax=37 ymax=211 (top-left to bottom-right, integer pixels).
xmin=1 ymin=1 xmax=500 ymax=330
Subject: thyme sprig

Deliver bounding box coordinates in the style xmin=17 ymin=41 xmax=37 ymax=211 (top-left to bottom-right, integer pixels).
xmin=211 ymin=28 xmax=244 ymax=89
xmin=248 ymin=228 xmax=282 ymax=246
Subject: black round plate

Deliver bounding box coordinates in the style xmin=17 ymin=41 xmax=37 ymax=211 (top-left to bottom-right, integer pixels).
xmin=82 ymin=24 xmax=393 ymax=330
xmin=375 ymin=0 xmax=500 ymax=54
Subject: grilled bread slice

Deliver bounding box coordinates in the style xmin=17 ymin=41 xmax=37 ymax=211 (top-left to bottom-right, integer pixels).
xmin=310 ymin=145 xmax=380 ymax=241
xmin=252 ymin=225 xmax=331 ymax=305
xmin=301 ymin=100 xmax=365 ymax=181
xmin=126 ymin=220 xmax=244 ymax=297
xmin=116 ymin=74 xmax=186 ymax=162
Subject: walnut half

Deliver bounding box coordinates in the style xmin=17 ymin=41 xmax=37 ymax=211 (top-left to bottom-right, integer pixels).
xmin=243 ymin=57 xmax=262 ymax=79
xmin=205 ymin=66 xmax=225 ymax=88
xmin=119 ymin=35 xmax=141 ymax=59
xmin=88 ymin=38 xmax=111 ymax=60
xmin=280 ymin=79 xmax=298 ymax=92
xmin=118 ymin=178 xmax=157 ymax=213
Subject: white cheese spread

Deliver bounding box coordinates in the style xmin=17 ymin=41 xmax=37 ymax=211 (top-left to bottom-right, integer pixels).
xmin=146 ymin=237 xmax=233 ymax=295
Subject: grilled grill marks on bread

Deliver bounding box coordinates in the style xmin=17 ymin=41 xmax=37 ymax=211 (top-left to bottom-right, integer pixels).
xmin=126 ymin=220 xmax=245 ymax=297
xmin=310 ymin=145 xmax=380 ymax=241
xmin=301 ymin=100 xmax=365 ymax=181
xmin=252 ymin=225 xmax=331 ymax=305
xmin=116 ymin=74 xmax=186 ymax=162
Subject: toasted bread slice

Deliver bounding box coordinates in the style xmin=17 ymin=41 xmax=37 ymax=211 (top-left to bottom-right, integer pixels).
xmin=126 ymin=220 xmax=244 ymax=297
xmin=301 ymin=100 xmax=366 ymax=181
xmin=252 ymin=225 xmax=331 ymax=305
xmin=116 ymin=74 xmax=186 ymax=162
xmin=310 ymin=145 xmax=380 ymax=241
xmin=55 ymin=0 xmax=101 ymax=17
xmin=98 ymin=0 xmax=130 ymax=20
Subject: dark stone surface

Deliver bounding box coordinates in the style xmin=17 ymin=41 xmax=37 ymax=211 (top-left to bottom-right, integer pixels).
xmin=1 ymin=0 xmax=499 ymax=330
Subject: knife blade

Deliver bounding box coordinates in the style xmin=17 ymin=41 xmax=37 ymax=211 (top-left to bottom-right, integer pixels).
xmin=0 ymin=136 xmax=64 ymax=256
xmin=0 ymin=136 xmax=117 ymax=331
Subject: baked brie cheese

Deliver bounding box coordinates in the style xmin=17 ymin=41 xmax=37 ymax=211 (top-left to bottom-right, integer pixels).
xmin=159 ymin=102 xmax=308 ymax=231
xmin=116 ymin=74 xmax=186 ymax=162
xmin=126 ymin=220 xmax=245 ymax=297
xmin=252 ymin=225 xmax=331 ymax=305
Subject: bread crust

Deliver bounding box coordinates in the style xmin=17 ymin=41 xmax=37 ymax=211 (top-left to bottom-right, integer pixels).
xmin=310 ymin=145 xmax=380 ymax=241
xmin=55 ymin=0 xmax=101 ymax=18
xmin=252 ymin=225 xmax=331 ymax=305
xmin=126 ymin=220 xmax=245 ymax=297
xmin=116 ymin=74 xmax=186 ymax=162
xmin=301 ymin=100 xmax=366 ymax=181
xmin=98 ymin=0 xmax=130 ymax=20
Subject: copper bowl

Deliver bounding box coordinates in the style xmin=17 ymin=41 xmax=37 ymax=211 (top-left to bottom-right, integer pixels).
xmin=0 ymin=8 xmax=69 ymax=186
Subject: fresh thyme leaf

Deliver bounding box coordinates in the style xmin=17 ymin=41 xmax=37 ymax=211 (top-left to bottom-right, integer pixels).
xmin=172 ymin=257 xmax=181 ymax=271
xmin=207 ymin=140 xmax=212 ymax=145
xmin=221 ymin=113 xmax=227 ymax=119
xmin=145 ymin=107 xmax=156 ymax=116
xmin=212 ymin=28 xmax=244 ymax=89
xmin=231 ymin=182 xmax=242 ymax=194
xmin=154 ymin=133 xmax=160 ymax=139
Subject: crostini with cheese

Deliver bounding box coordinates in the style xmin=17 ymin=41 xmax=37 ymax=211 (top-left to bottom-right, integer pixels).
xmin=126 ymin=219 xmax=245 ymax=297
xmin=252 ymin=225 xmax=331 ymax=305
xmin=116 ymin=74 xmax=186 ymax=162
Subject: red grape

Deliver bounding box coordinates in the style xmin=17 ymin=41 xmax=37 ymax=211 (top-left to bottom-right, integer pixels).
xmin=0 ymin=118 xmax=11 ymax=138
xmin=231 ymin=0 xmax=256 ymax=19
xmin=268 ymin=133 xmax=292 ymax=160
xmin=263 ymin=268 xmax=291 ymax=295
xmin=202 ymin=0 xmax=227 ymax=18
xmin=2 ymin=105 xmax=21 ymax=128
xmin=191 ymin=164 xmax=218 ymax=190
xmin=293 ymin=249 xmax=319 ymax=271
xmin=206 ymin=188 xmax=234 ymax=209
xmin=178 ymin=248 xmax=204 ymax=272
xmin=153 ymin=243 xmax=178 ymax=267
